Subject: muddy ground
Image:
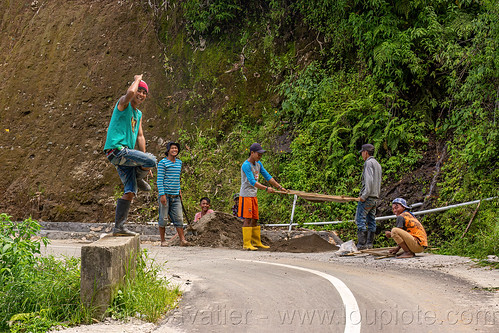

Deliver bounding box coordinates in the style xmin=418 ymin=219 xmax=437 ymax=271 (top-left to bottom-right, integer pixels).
xmin=0 ymin=0 xmax=175 ymax=223
xmin=164 ymin=211 xmax=339 ymax=253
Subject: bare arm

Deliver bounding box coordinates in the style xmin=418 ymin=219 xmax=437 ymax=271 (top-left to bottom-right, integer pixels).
xmin=136 ymin=119 xmax=146 ymax=152
xmin=269 ymin=178 xmax=286 ymax=191
xmin=254 ymin=178 xmax=286 ymax=194
xmin=253 ymin=181 xmax=271 ymax=192
xmin=117 ymin=74 xmax=142 ymax=111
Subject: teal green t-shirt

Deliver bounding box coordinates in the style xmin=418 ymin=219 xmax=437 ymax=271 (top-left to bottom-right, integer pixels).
xmin=104 ymin=102 xmax=142 ymax=150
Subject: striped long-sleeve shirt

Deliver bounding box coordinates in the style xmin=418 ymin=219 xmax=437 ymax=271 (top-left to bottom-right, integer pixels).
xmin=157 ymin=158 xmax=182 ymax=196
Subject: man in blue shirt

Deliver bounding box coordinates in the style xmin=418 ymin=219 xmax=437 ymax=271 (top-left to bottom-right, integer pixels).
xmin=104 ymin=75 xmax=157 ymax=236
xmin=238 ymin=143 xmax=286 ymax=250
xmin=157 ymin=142 xmax=190 ymax=246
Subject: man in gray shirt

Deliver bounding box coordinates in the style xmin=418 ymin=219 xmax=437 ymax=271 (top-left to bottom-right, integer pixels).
xmin=356 ymin=143 xmax=382 ymax=249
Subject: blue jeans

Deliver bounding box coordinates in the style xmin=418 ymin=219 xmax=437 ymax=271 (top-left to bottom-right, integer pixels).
xmin=355 ymin=197 xmax=377 ymax=232
xmin=158 ymin=196 xmax=183 ymax=227
xmin=108 ymin=148 xmax=157 ymax=194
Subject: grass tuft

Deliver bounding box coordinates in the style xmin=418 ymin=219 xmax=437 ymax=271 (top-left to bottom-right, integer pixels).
xmin=108 ymin=250 xmax=182 ymax=323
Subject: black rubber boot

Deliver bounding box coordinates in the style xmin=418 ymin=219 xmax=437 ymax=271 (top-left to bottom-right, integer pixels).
xmin=357 ymin=230 xmax=367 ymax=250
xmin=113 ymin=199 xmax=137 ymax=236
xmin=366 ymin=231 xmax=375 ymax=249
xmin=136 ymin=167 xmax=151 ymax=192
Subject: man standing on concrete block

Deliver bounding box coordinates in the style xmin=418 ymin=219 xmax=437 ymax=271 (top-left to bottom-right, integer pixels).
xmin=355 ymin=143 xmax=382 ymax=249
xmin=80 ymin=236 xmax=140 ymax=318
xmin=104 ymin=74 xmax=157 ymax=236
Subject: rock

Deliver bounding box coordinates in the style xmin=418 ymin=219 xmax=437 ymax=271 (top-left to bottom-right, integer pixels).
xmin=486 ymin=255 xmax=499 ymax=263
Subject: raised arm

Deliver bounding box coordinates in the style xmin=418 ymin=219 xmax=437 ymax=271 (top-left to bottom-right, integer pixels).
xmin=117 ymin=74 xmax=142 ymax=111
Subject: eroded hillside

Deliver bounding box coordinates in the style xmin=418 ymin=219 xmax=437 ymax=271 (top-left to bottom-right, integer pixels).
xmin=0 ymin=1 xmax=174 ymax=222
xmin=0 ymin=0 xmax=279 ymax=223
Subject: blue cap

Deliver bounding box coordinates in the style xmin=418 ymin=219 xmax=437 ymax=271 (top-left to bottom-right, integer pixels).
xmin=392 ymin=198 xmax=410 ymax=209
xmin=250 ymin=143 xmax=266 ymax=153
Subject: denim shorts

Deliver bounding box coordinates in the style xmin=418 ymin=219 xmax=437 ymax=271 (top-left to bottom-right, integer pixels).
xmin=107 ymin=148 xmax=157 ymax=194
xmin=158 ymin=195 xmax=183 ymax=227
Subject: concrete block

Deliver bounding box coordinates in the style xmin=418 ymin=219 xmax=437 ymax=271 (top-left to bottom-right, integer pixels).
xmin=80 ymin=235 xmax=140 ymax=318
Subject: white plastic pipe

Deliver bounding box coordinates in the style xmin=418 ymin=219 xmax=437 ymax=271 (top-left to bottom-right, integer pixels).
xmin=265 ymin=197 xmax=496 ymax=228
xmin=288 ymin=194 xmax=298 ymax=232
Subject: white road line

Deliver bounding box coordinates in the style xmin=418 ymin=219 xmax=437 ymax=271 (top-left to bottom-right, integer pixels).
xmin=238 ymin=259 xmax=361 ymax=333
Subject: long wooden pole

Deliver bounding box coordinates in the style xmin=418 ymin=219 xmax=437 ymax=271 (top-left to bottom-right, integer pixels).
xmin=275 ymin=189 xmax=359 ymax=202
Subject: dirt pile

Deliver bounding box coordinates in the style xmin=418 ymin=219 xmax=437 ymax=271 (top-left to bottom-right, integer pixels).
xmin=187 ymin=211 xmax=244 ymax=249
xmin=269 ymin=233 xmax=338 ymax=253
xmin=173 ymin=211 xmax=338 ymax=253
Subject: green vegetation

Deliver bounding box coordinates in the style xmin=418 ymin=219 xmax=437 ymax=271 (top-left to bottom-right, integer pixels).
xmin=0 ymin=214 xmax=180 ymax=332
xmin=434 ymin=200 xmax=499 ymax=260
xmin=108 ymin=250 xmax=181 ymax=323
xmin=153 ymin=0 xmax=498 ymax=260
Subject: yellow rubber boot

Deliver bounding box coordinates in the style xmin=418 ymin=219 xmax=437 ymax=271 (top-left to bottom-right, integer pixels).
xmin=242 ymin=227 xmax=257 ymax=250
xmin=251 ymin=226 xmax=270 ymax=249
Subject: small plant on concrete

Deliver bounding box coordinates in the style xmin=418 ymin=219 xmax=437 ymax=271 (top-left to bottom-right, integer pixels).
xmin=109 ymin=249 xmax=181 ymax=323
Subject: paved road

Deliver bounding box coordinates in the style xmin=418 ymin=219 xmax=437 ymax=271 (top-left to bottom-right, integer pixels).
xmin=43 ymin=241 xmax=498 ymax=333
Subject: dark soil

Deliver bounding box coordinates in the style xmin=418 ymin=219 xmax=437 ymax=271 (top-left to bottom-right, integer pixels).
xmin=377 ymin=138 xmax=446 ymax=216
xmin=177 ymin=212 xmax=338 ymax=253
xmin=0 ymin=1 xmax=174 ymax=223
xmin=269 ymin=233 xmax=338 ymax=253
xmin=186 ymin=212 xmax=244 ymax=249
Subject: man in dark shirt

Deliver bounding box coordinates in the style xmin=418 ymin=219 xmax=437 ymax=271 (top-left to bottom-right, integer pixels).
xmin=355 ymin=143 xmax=382 ymax=249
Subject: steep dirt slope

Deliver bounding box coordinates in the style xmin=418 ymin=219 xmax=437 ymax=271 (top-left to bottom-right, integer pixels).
xmin=0 ymin=1 xmax=443 ymax=225
xmin=0 ymin=0 xmax=173 ymax=222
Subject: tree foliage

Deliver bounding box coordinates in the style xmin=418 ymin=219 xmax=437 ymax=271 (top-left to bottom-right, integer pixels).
xmin=161 ymin=0 xmax=498 ymax=257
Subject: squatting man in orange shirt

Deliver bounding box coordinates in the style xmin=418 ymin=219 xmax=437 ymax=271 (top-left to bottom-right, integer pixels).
xmin=385 ymin=198 xmax=428 ymax=258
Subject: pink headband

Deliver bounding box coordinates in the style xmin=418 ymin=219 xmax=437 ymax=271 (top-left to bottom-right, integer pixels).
xmin=138 ymin=80 xmax=148 ymax=93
